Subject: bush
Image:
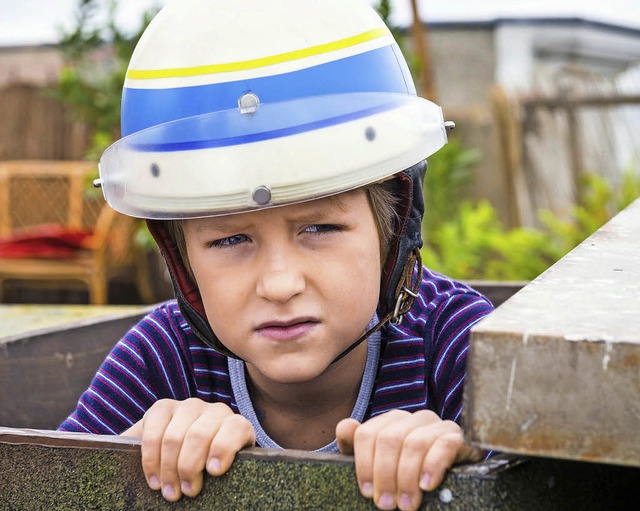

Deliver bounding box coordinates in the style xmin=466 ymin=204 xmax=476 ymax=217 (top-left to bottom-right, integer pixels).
xmin=423 ymin=200 xmax=561 ymax=280
xmin=422 ymin=140 xmax=640 ymax=281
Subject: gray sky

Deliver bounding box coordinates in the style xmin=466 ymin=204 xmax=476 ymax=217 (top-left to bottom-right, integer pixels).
xmin=1 ymin=0 xmax=640 ymax=46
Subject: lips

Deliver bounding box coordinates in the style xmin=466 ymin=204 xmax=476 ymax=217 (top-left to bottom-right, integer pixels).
xmin=255 ymin=317 xmax=320 ymax=341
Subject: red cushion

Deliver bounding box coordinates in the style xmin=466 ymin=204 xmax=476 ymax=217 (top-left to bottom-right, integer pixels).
xmin=0 ymin=225 xmax=93 ymax=259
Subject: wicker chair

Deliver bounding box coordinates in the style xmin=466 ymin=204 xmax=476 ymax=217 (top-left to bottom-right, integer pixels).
xmin=0 ymin=160 xmax=155 ymax=305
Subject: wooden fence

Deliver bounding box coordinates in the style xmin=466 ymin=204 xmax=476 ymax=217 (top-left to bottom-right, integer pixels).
xmin=492 ymin=86 xmax=640 ymax=227
xmin=0 ymin=84 xmax=91 ymax=161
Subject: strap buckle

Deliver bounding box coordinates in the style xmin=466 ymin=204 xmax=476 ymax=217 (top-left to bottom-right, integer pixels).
xmin=390 ymin=286 xmax=419 ymax=325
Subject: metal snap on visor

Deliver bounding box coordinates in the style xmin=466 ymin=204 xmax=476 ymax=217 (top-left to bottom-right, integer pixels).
xmin=238 ymin=92 xmax=260 ymax=114
xmin=252 ymin=186 xmax=272 ymax=205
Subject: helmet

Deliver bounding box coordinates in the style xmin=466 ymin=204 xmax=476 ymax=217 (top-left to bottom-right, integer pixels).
xmin=98 ymin=0 xmax=450 ymax=357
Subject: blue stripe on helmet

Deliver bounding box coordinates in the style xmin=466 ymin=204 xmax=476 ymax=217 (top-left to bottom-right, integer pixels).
xmin=121 ymin=44 xmax=413 ymax=137
xmin=128 ymin=98 xmax=403 ymax=152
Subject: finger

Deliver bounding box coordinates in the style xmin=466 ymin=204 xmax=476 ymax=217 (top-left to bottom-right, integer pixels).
xmin=393 ymin=417 xmax=459 ymax=511
xmin=394 ymin=426 xmax=437 ymax=511
xmin=420 ymin=428 xmax=466 ymax=492
xmin=369 ymin=410 xmax=439 ymax=510
xmin=121 ymin=419 xmax=143 ymax=437
xmin=206 ymin=414 xmax=256 ymax=476
xmin=158 ymin=400 xmax=206 ymax=502
xmin=139 ymin=400 xmax=176 ymax=492
xmin=351 ymin=410 xmax=412 ymax=502
xmin=176 ymin=408 xmax=228 ymax=497
xmin=335 ymin=418 xmax=360 ymax=455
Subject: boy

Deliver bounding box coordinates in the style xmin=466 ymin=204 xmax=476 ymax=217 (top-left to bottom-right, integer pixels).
xmin=59 ymin=1 xmax=494 ymax=510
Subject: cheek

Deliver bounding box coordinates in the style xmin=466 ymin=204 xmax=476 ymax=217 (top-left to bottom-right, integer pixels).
xmin=330 ymin=238 xmax=381 ymax=310
xmin=199 ymin=278 xmax=250 ymax=350
xmin=190 ymin=254 xmax=243 ymax=326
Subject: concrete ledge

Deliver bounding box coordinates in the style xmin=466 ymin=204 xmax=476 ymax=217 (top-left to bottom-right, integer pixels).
xmin=1 ymin=428 xmax=638 ymax=510
xmin=465 ymin=199 xmax=640 ymax=467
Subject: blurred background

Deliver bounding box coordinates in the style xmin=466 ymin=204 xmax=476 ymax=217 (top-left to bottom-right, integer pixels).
xmin=0 ymin=0 xmax=639 ymax=305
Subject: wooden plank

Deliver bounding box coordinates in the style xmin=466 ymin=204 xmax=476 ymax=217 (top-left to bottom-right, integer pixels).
xmin=0 ymin=304 xmax=153 ymax=429
xmin=0 ymin=169 xmax=9 ymax=237
xmin=1 ymin=428 xmax=638 ymax=510
xmin=68 ymin=171 xmax=84 ymax=230
xmin=524 ymin=94 xmax=640 ymax=109
xmin=465 ymin=199 xmax=640 ymax=467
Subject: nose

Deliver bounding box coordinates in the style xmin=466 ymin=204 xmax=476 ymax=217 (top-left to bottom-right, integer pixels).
xmin=256 ymin=259 xmax=306 ymax=303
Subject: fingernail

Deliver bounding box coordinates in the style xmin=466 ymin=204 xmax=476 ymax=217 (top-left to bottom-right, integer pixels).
xmin=379 ymin=492 xmax=395 ymax=510
xmin=420 ymin=473 xmax=431 ymax=491
xmin=161 ymin=484 xmax=175 ymax=500
xmin=207 ymin=457 xmax=221 ymax=473
xmin=361 ymin=481 xmax=373 ymax=498
xmin=400 ymin=493 xmax=413 ymax=510
xmin=148 ymin=475 xmax=160 ymax=489
xmin=181 ymin=481 xmax=191 ymax=495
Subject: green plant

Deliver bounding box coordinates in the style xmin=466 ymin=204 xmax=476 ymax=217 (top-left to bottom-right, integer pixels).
xmin=422 ymin=200 xmax=562 ymax=280
xmin=52 ymin=0 xmax=157 ymax=156
xmin=540 ymin=168 xmax=640 ymax=256
xmin=423 ymin=138 xmax=480 ymax=229
xmin=422 ymin=152 xmax=640 ymax=281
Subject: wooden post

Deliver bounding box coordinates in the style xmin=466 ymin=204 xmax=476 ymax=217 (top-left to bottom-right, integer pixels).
xmin=490 ymin=85 xmax=524 ymax=227
xmin=565 ymin=101 xmax=583 ymax=202
xmin=0 ymin=168 xmax=10 ymax=237
xmin=409 ymin=0 xmax=437 ymax=101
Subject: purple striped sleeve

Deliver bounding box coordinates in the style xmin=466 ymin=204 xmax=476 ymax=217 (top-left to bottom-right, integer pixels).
xmin=428 ymin=293 xmax=493 ymax=421
xmin=58 ymin=304 xmax=195 ymax=434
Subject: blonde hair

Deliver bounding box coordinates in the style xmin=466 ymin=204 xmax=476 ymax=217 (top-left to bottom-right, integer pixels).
xmin=166 ymin=181 xmax=398 ymax=284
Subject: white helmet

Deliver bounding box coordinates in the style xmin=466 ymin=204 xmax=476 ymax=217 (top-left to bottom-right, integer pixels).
xmin=99 ymin=0 xmax=451 ymax=358
xmin=98 ymin=0 xmax=448 ymax=219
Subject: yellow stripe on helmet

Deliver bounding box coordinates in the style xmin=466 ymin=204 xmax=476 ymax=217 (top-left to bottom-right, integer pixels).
xmin=126 ymin=27 xmax=390 ymax=80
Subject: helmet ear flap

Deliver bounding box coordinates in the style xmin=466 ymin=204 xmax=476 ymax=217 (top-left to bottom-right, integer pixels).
xmin=146 ymin=218 xmax=243 ymax=358
xmin=379 ymin=160 xmax=426 ymax=317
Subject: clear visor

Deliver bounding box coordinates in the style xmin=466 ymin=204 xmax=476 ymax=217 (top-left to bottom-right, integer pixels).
xmin=99 ymin=92 xmax=447 ymax=219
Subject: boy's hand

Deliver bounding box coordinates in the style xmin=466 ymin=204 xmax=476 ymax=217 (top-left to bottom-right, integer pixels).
xmin=121 ymin=398 xmax=255 ymax=502
xmin=336 ymin=410 xmax=483 ymax=511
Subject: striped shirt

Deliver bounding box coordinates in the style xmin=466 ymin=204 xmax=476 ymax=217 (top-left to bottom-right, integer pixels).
xmin=58 ymin=267 xmax=493 ymax=437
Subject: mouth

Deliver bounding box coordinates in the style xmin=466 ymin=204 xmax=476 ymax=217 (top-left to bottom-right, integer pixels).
xmin=255 ymin=317 xmax=320 ymax=341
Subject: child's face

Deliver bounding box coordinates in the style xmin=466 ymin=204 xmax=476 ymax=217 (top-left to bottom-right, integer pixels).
xmin=183 ymin=189 xmax=382 ymax=384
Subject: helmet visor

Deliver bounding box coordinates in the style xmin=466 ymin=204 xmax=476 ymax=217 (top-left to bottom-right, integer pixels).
xmin=99 ymin=92 xmax=447 ymax=219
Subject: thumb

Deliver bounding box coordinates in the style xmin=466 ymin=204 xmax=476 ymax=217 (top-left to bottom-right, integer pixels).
xmin=335 ymin=418 xmax=360 ymax=455
xmin=120 ymin=419 xmax=143 ymax=437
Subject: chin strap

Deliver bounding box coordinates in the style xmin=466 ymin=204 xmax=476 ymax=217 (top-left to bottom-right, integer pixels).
xmin=331 ymin=248 xmax=423 ymax=364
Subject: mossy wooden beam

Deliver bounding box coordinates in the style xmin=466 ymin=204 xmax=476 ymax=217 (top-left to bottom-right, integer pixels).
xmin=1 ymin=428 xmax=638 ymax=510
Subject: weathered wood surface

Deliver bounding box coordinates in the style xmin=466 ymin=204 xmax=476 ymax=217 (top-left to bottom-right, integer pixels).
xmin=466 ymin=199 xmax=640 ymax=468
xmin=0 ymin=304 xmax=153 ymax=429
xmin=0 ymin=428 xmax=638 ymax=510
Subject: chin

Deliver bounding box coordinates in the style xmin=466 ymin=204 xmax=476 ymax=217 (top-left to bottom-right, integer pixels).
xmin=256 ymin=357 xmax=333 ymax=384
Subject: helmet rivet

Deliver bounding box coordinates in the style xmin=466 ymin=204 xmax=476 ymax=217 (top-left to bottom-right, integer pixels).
xmin=239 ymin=92 xmax=260 ymax=114
xmin=252 ymin=186 xmax=271 ymax=205
xmin=365 ymin=126 xmax=376 ymax=141
xmin=150 ymin=163 xmax=160 ymax=177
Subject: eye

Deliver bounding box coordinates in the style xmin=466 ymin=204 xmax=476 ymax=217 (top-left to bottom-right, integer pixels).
xmin=303 ymin=224 xmax=342 ymax=235
xmin=209 ymin=233 xmax=250 ymax=248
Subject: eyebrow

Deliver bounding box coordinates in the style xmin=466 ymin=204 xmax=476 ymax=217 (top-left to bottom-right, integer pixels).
xmin=287 ymin=196 xmax=353 ymax=223
xmin=194 ymin=221 xmax=250 ymax=234
xmin=192 ymin=194 xmax=354 ymax=234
